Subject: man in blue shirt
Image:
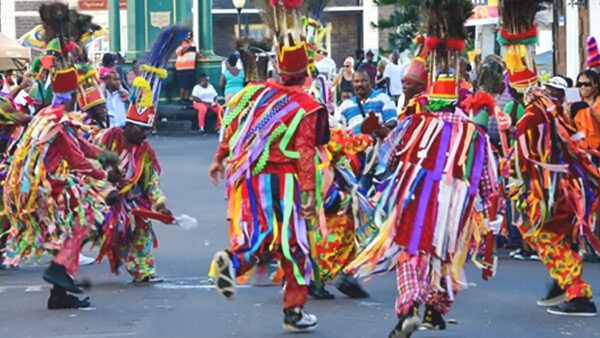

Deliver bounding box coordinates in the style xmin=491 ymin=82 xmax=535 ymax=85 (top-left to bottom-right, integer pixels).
xmin=337 ymin=69 xmax=397 ymax=138
xmin=102 ymin=72 xmax=129 ymax=128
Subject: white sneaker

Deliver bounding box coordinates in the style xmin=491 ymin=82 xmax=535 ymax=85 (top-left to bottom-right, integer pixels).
xmin=213 ymin=250 xmax=237 ymax=300
xmin=79 ymin=254 xmax=95 ymax=266
xmin=283 ymin=307 xmax=318 ymax=332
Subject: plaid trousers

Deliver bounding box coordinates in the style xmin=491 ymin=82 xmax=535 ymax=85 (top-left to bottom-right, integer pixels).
xmin=395 ymin=253 xmax=452 ymax=316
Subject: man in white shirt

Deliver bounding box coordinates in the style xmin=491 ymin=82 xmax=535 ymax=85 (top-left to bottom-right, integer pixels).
xmin=192 ymin=73 xmax=223 ymax=133
xmin=383 ymin=51 xmax=404 ymax=104
xmin=102 ymin=72 xmax=129 ymax=128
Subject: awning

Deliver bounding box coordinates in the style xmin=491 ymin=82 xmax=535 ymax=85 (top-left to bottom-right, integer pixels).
xmin=0 ymin=33 xmax=31 ymax=71
xmin=465 ymin=4 xmax=499 ymax=27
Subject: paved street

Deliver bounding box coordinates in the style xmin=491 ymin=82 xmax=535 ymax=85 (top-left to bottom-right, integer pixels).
xmin=1 ymin=136 xmax=599 ymax=338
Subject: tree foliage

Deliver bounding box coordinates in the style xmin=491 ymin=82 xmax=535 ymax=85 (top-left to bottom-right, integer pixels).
xmin=374 ymin=0 xmax=423 ymax=54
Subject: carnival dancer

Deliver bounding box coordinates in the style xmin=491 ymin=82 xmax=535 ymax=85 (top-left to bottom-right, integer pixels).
xmin=310 ymin=127 xmax=374 ymax=300
xmin=94 ymin=26 xmax=185 ymax=283
xmin=73 ymin=63 xmax=110 ymax=131
xmin=344 ymin=1 xmax=502 ymax=336
xmin=397 ymin=49 xmax=429 ymax=118
xmin=0 ymin=97 xmax=31 ymax=268
xmin=500 ymin=0 xmax=599 ymax=316
xmin=208 ymin=0 xmax=329 ymax=331
xmin=1 ymin=2 xmax=118 ymax=309
xmin=301 ymin=7 xmax=373 ymax=301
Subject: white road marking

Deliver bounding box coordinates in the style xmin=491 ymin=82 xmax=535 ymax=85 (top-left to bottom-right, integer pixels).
xmin=34 ymin=332 xmax=137 ymax=338
xmin=153 ymin=276 xmax=252 ymax=290
xmin=0 ymin=284 xmax=47 ymax=293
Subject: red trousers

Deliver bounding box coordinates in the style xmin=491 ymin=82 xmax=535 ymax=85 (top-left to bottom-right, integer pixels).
xmin=194 ymin=102 xmax=223 ymax=130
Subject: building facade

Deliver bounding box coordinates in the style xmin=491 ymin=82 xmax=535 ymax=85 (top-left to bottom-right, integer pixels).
xmin=554 ymin=0 xmax=600 ymax=79
xmin=210 ymin=0 xmax=378 ymax=66
xmin=1 ymin=0 xmax=382 ymax=67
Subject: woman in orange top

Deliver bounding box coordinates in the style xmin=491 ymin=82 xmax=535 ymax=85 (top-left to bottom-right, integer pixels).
xmin=573 ymin=70 xmax=600 ymax=150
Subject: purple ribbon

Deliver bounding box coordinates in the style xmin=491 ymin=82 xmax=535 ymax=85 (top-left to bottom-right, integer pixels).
xmin=408 ymin=122 xmax=452 ymax=254
xmin=227 ymin=102 xmax=300 ymax=187
xmin=468 ymin=136 xmax=485 ymax=196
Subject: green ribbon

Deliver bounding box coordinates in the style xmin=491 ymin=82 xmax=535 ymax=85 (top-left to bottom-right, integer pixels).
xmin=252 ymin=124 xmax=287 ymax=175
xmin=426 ymin=99 xmax=455 ymax=112
xmin=223 ymin=84 xmax=264 ymax=128
xmin=281 ymin=174 xmax=306 ymax=285
xmin=279 ymin=108 xmax=305 ymax=159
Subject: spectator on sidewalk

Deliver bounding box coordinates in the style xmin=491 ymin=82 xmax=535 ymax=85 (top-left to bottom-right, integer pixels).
xmin=332 ymin=57 xmax=355 ymax=104
xmin=114 ymin=53 xmax=129 ymax=90
xmin=358 ymin=50 xmax=377 ymax=84
xmin=337 ymin=69 xmax=397 ymax=137
xmin=384 ymin=51 xmax=404 ymax=104
xmin=354 ymin=49 xmax=365 ymax=70
xmin=374 ymin=60 xmax=388 ymax=92
xmin=175 ymin=32 xmax=198 ymax=109
xmin=572 ymin=70 xmax=600 ymax=150
xmin=220 ymin=54 xmax=245 ymax=104
xmin=99 ymin=53 xmax=116 ymax=79
xmin=192 ymin=73 xmax=223 ymax=134
xmin=102 ymin=71 xmax=129 ymax=128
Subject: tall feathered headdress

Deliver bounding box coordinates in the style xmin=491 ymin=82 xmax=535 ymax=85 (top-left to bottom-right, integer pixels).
xmin=256 ymin=0 xmax=309 ymax=84
xmin=424 ymin=0 xmax=473 ymax=102
xmin=301 ymin=0 xmax=331 ymax=76
xmin=127 ymin=26 xmax=189 ymax=127
xmin=235 ymin=37 xmax=273 ymax=83
xmin=499 ymin=0 xmax=550 ymax=93
xmin=38 ymin=2 xmax=102 ymax=98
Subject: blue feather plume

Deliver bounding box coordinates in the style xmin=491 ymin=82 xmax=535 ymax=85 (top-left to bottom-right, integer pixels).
xmin=132 ymin=25 xmax=190 ymax=110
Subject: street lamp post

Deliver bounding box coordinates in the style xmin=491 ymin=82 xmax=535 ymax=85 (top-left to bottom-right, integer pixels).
xmin=232 ymin=0 xmax=247 ymax=39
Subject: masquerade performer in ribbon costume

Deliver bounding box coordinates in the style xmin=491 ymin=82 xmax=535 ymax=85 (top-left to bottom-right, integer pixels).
xmin=501 ymin=0 xmax=599 ymax=317
xmin=208 ymin=0 xmax=329 ymax=331
xmin=303 ymin=11 xmax=374 ymax=299
xmin=397 ymin=37 xmax=429 ymax=119
xmin=344 ymin=1 xmax=501 ymax=336
xmin=94 ymin=26 xmax=185 ymax=283
xmin=310 ymin=127 xmax=375 ymax=300
xmin=1 ymin=2 xmax=119 ymax=309
xmin=72 ymin=63 xmax=110 ymax=131
xmin=0 ymin=97 xmax=32 ymax=267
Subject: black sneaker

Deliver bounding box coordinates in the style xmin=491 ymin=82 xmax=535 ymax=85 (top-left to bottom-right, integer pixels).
xmin=212 ymin=250 xmax=236 ymax=300
xmin=43 ymin=262 xmax=83 ymax=294
xmin=537 ymin=281 xmax=566 ymax=307
xmin=389 ymin=304 xmax=421 ymax=338
xmin=334 ymin=274 xmax=369 ymax=299
xmin=308 ymin=282 xmax=335 ymax=300
xmin=283 ymin=307 xmax=317 ymax=332
xmin=47 ymin=286 xmax=90 ymax=309
xmin=421 ymin=304 xmax=446 ymax=330
xmin=547 ymin=298 xmax=597 ymax=317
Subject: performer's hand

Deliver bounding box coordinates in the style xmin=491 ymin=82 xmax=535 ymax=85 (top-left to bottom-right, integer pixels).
xmin=98 ymin=150 xmax=120 ymax=166
xmin=156 ymin=204 xmax=173 ymax=217
xmin=208 ymin=160 xmax=225 ymax=186
xmin=301 ymin=190 xmax=316 ymax=220
xmin=373 ymin=126 xmax=391 ymax=139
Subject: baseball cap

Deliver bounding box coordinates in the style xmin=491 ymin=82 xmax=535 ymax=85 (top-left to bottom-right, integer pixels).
xmin=545 ymin=76 xmax=568 ymax=91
